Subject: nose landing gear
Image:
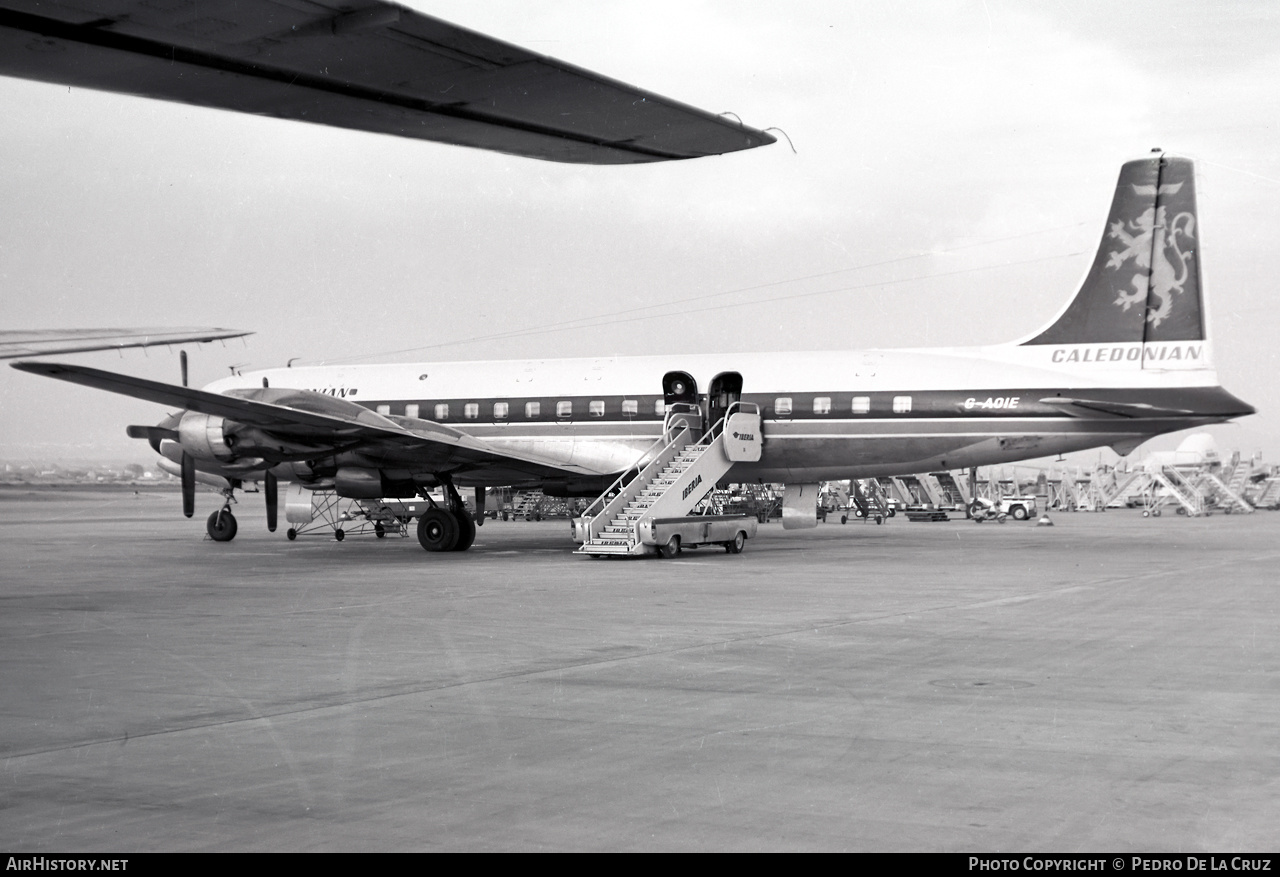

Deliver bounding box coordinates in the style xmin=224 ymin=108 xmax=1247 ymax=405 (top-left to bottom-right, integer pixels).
xmin=206 ymin=487 xmax=239 ymax=542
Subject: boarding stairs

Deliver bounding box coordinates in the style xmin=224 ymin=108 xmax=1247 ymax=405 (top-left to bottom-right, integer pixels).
xmin=1254 ymin=477 xmax=1280 ymax=509
xmin=1194 ymin=470 xmax=1254 ymax=514
xmin=929 ymin=471 xmax=969 ymax=509
xmin=574 ymin=402 xmax=763 ymax=557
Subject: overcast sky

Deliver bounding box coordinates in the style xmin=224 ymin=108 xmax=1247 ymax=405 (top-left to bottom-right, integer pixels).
xmin=1 ymin=0 xmax=1277 ymax=468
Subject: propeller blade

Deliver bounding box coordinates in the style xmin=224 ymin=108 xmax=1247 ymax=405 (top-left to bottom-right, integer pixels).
xmin=180 ymin=350 xmax=188 ymax=388
xmin=181 ymin=452 xmax=195 ymax=518
xmin=264 ymin=472 xmax=278 ymax=533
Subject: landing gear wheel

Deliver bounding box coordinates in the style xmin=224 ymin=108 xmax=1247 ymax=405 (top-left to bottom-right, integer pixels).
xmin=725 ymin=531 xmax=746 ymax=554
xmin=840 ymin=514 xmax=848 ymax=525
xmin=757 ymin=511 xmax=767 ymax=524
xmin=207 ymin=508 xmax=238 ymax=542
xmin=374 ymin=523 xmax=386 ymax=538
xmin=659 ymin=536 xmax=681 ymax=559
xmin=334 ymin=528 xmax=345 ymax=542
xmin=887 ymin=507 xmax=896 ymax=518
xmin=875 ymin=515 xmax=884 ymax=525
xmin=451 ymin=511 xmax=476 ymax=552
xmin=286 ymin=528 xmax=297 ymax=541
xmin=417 ymin=508 xmax=459 ymax=552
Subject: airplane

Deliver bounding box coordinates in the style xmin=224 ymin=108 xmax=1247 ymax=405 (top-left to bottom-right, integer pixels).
xmin=11 ymin=152 xmax=1257 ymax=554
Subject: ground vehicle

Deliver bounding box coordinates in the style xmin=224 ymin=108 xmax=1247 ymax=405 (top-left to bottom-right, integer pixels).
xmin=999 ymin=495 xmax=1038 ymax=521
xmin=637 ymin=514 xmax=757 ymax=557
xmin=968 ymin=497 xmax=1008 ymax=523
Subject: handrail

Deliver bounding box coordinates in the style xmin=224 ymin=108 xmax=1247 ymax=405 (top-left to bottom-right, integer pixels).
xmin=578 ymin=429 xmax=674 ymax=523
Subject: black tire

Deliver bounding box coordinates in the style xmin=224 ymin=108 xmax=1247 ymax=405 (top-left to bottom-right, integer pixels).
xmin=840 ymin=514 xmax=848 ymax=525
xmin=417 ymin=508 xmax=459 ymax=552
xmin=334 ymin=528 xmax=345 ymax=541
xmin=966 ymin=500 xmax=982 ymax=519
xmin=451 ymin=510 xmax=476 ymax=552
xmin=756 ymin=511 xmax=767 ymax=524
xmin=659 ymin=536 xmax=681 ymax=558
xmin=286 ymin=528 xmax=297 ymax=541
xmin=206 ymin=508 xmax=237 ymax=542
xmin=1010 ymin=504 xmax=1029 ymax=521
xmin=374 ymin=523 xmax=386 ymax=538
xmin=887 ymin=508 xmax=896 ymax=518
xmin=875 ymin=515 xmax=883 ymax=525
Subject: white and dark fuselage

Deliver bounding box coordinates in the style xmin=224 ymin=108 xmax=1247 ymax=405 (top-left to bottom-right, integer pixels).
xmin=201 ymin=336 xmax=1248 ymax=491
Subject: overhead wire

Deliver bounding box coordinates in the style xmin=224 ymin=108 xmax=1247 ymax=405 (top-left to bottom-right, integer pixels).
xmin=309 ymin=221 xmax=1088 ymax=365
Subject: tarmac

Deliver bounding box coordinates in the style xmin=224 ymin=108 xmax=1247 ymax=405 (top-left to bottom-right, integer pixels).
xmin=1 ymin=486 xmax=1277 ymax=852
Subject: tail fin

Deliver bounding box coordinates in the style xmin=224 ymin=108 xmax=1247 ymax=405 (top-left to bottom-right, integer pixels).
xmin=1023 ymin=153 xmax=1205 ymax=347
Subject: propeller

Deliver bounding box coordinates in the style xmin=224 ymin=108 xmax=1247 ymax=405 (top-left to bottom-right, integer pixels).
xmin=179 ymin=350 xmax=195 ymax=517
xmin=264 ymin=471 xmax=278 ymax=532
xmin=181 ymin=451 xmax=195 ymax=518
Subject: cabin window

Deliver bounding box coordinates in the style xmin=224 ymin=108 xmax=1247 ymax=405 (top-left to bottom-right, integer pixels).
xmin=893 ymin=395 xmax=912 ymax=414
xmin=622 ymin=399 xmax=638 ymax=416
xmin=464 ymin=403 xmax=479 ymax=420
xmin=556 ymin=400 xmax=573 ymax=418
xmin=376 ymin=404 xmax=391 ymax=416
xmin=852 ymin=396 xmax=871 ymax=414
xmin=813 ymin=396 xmax=832 ymax=415
xmin=525 ymin=401 xmax=541 ymax=418
xmin=493 ymin=402 xmax=509 ymax=420
xmin=774 ymin=397 xmax=793 ymax=416
xmin=434 ymin=403 xmax=449 ymax=420
xmin=589 ymin=400 xmax=605 ymax=417
xmin=405 ymin=404 xmax=419 ymax=419
xmin=654 ymin=399 xmax=666 ymax=417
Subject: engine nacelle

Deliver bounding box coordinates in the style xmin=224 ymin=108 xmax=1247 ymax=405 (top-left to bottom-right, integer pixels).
xmin=782 ymin=483 xmax=821 ymax=530
xmin=177 ymin=412 xmax=236 ymax=462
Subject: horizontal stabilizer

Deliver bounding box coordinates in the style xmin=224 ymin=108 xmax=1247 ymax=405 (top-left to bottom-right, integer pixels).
xmin=1039 ymin=397 xmax=1194 ymax=418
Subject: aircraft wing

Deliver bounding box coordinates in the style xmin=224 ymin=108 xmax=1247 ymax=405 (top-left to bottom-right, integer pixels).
xmin=0 ymin=327 xmax=252 ymax=359
xmin=1039 ymin=397 xmax=1194 ymax=418
xmin=0 ymin=0 xmax=774 ymax=164
xmin=10 ymin=360 xmax=601 ymax=478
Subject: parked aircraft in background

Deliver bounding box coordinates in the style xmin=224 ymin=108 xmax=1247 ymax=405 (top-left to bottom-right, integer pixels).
xmin=13 ymin=154 xmax=1256 ymax=554
xmin=0 ymin=328 xmax=251 ymax=360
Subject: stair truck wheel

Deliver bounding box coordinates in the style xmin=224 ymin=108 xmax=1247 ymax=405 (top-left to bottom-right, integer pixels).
xmin=1010 ymin=504 xmax=1029 ymax=521
xmin=725 ymin=531 xmax=746 ymax=554
xmin=659 ymin=536 xmax=681 ymax=558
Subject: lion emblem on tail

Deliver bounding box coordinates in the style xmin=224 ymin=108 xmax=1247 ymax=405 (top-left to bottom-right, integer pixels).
xmin=1108 ymin=191 xmax=1196 ymax=327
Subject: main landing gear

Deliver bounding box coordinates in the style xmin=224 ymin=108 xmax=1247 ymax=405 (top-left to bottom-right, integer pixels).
xmin=416 ymin=481 xmax=476 ymax=553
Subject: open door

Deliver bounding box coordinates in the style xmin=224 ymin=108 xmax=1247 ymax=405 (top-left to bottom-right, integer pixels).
xmin=707 ymin=371 xmax=743 ymax=430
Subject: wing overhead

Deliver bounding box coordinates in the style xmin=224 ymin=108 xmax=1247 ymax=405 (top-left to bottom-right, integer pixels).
xmin=0 ymin=327 xmax=252 ymax=359
xmin=10 ymin=360 xmax=599 ymax=478
xmin=0 ymin=0 xmax=775 ymax=164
